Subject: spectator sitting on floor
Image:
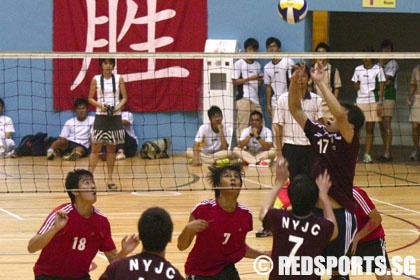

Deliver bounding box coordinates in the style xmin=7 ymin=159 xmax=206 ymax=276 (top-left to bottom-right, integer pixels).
xmin=47 ymin=98 xmax=94 ymax=161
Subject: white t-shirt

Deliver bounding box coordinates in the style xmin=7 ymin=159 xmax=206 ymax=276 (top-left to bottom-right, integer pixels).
xmin=121 ymin=111 xmax=138 ymax=144
xmin=94 ymin=74 xmax=122 ymax=115
xmin=264 ymin=58 xmax=294 ymax=107
xmin=351 ymin=64 xmax=386 ymax=103
xmin=0 ymin=115 xmax=15 ymax=139
xmin=195 ymin=123 xmax=230 ymax=153
xmin=232 ymin=59 xmax=261 ymax=105
xmin=240 ymin=126 xmax=272 ymax=153
xmin=273 ymin=92 xmax=323 ymax=146
xmin=382 ymin=59 xmax=399 ymax=88
xmin=60 ymin=116 xmax=95 ymax=148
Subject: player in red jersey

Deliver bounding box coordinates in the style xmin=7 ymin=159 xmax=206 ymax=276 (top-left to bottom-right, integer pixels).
xmin=260 ymin=159 xmax=338 ymax=280
xmin=27 ymin=169 xmax=139 ymax=280
xmin=177 ymin=164 xmax=267 ymax=280
xmin=352 ymin=187 xmax=393 ymax=279
xmin=289 ymin=62 xmax=366 ymax=279
xmin=100 ymin=207 xmax=184 ymax=280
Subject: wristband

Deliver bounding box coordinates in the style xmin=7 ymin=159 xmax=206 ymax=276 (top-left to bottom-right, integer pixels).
xmin=377 ymin=100 xmax=384 ymax=106
xmin=249 ymin=133 xmax=254 ymax=137
xmin=256 ymin=136 xmax=261 ymax=140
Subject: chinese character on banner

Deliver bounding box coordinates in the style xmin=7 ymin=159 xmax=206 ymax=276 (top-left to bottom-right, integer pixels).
xmin=53 ymin=0 xmax=207 ymax=112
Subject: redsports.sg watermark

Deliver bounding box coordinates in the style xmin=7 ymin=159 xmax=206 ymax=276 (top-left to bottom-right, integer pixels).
xmin=253 ymin=255 xmax=417 ymax=276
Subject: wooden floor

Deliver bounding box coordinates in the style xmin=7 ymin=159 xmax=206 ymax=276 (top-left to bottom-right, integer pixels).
xmin=0 ymin=156 xmax=419 ymax=279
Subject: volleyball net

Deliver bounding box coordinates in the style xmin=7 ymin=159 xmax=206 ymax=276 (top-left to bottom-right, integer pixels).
xmin=0 ymin=51 xmax=419 ymax=193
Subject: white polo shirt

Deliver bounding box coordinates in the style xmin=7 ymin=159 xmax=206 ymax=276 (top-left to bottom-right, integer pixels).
xmin=195 ymin=123 xmax=230 ymax=153
xmin=239 ymin=126 xmax=273 ymax=153
xmin=273 ymin=91 xmax=323 ymax=146
xmin=351 ymin=64 xmax=386 ymax=103
xmin=232 ymin=59 xmax=261 ymax=105
xmin=264 ymin=58 xmax=294 ymax=107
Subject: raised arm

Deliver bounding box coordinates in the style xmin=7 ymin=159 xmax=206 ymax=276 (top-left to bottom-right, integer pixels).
xmin=218 ymin=124 xmax=229 ymax=150
xmin=288 ymin=64 xmax=308 ymax=130
xmin=259 ymin=159 xmax=289 ymax=222
xmin=27 ymin=210 xmax=68 ymax=253
xmin=103 ymin=234 xmax=139 ymax=263
xmin=316 ymin=170 xmax=338 ymax=241
xmin=311 ymin=61 xmax=354 ymax=143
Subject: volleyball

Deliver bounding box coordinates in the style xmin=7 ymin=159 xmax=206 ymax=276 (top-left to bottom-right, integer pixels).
xmin=277 ymin=0 xmax=308 ymax=24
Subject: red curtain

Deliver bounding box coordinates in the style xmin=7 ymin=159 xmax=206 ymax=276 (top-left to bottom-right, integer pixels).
xmin=53 ymin=0 xmax=207 ymax=112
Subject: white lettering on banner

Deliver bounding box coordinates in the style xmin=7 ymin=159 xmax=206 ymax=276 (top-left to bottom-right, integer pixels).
xmin=253 ymin=255 xmax=417 ymax=276
xmin=71 ymin=0 xmax=189 ymax=91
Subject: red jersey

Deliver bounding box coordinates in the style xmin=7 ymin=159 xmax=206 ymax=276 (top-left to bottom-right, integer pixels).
xmin=263 ymin=208 xmax=334 ymax=280
xmin=353 ymin=187 xmax=385 ymax=242
xmin=33 ymin=203 xmax=116 ymax=278
xmin=305 ymin=120 xmax=359 ymax=212
xmin=99 ymin=252 xmax=185 ymax=280
xmin=185 ymin=199 xmax=253 ymax=276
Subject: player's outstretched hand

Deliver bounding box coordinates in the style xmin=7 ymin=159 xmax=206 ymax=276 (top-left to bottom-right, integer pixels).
xmin=310 ymin=61 xmax=324 ymax=83
xmin=276 ymin=158 xmax=289 ymax=185
xmin=290 ymin=62 xmax=307 ymax=83
xmin=316 ymin=169 xmax=332 ymax=197
xmin=54 ymin=210 xmax=69 ymax=230
xmin=121 ymin=233 xmax=140 ymax=255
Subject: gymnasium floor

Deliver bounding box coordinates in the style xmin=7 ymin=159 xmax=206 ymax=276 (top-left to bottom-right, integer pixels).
xmin=0 ymin=155 xmax=419 ymax=279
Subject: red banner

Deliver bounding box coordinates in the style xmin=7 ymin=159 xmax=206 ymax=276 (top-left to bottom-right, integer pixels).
xmin=53 ymin=0 xmax=207 ymax=112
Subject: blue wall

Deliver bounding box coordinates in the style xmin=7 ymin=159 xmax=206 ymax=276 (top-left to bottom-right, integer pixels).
xmin=0 ymin=0 xmax=419 ymax=153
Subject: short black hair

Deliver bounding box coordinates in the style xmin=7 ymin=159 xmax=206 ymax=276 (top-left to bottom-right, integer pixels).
xmin=208 ymin=105 xmax=223 ymax=119
xmin=244 ymin=38 xmax=259 ymax=51
xmin=266 ymin=37 xmax=281 ymax=49
xmin=207 ymin=164 xmax=243 ymax=198
xmin=250 ymin=110 xmax=263 ymax=121
xmin=315 ymin=42 xmax=331 ymax=52
xmin=288 ymin=174 xmax=319 ymax=216
xmin=65 ymin=169 xmax=94 ymax=203
xmin=0 ymin=98 xmax=4 ymax=108
xmin=138 ymin=207 xmax=173 ymax=252
xmin=99 ymin=58 xmax=116 ymax=67
xmin=380 ymin=39 xmax=394 ymax=51
xmin=341 ymin=102 xmax=365 ymax=133
xmin=73 ymin=98 xmax=89 ymax=110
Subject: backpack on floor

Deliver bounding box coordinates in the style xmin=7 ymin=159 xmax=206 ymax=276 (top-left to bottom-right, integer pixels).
xmin=15 ymin=132 xmax=48 ymax=157
xmin=140 ymin=138 xmax=171 ymax=159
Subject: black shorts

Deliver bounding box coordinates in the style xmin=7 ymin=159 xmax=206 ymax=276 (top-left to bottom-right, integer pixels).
xmin=313 ymin=208 xmax=357 ymax=264
xmin=353 ymin=238 xmax=391 ymax=272
xmin=66 ymin=141 xmax=88 ymax=154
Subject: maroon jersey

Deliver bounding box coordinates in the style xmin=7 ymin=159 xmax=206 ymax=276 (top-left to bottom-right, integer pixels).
xmin=33 ymin=203 xmax=116 ymax=278
xmin=99 ymin=252 xmax=185 ymax=280
xmin=263 ymin=208 xmax=334 ymax=280
xmin=185 ymin=199 xmax=253 ymax=276
xmin=305 ymin=119 xmax=359 ymax=212
xmin=353 ymin=187 xmax=385 ymax=242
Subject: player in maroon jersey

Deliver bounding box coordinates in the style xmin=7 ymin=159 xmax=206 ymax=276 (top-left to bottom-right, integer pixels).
xmin=288 ymin=62 xmax=366 ymax=279
xmin=100 ymin=207 xmax=184 ymax=280
xmin=28 ymin=169 xmax=139 ymax=280
xmin=260 ymin=158 xmax=338 ymax=280
xmin=352 ymin=187 xmax=393 ymax=279
xmin=177 ymin=164 xmax=267 ymax=280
